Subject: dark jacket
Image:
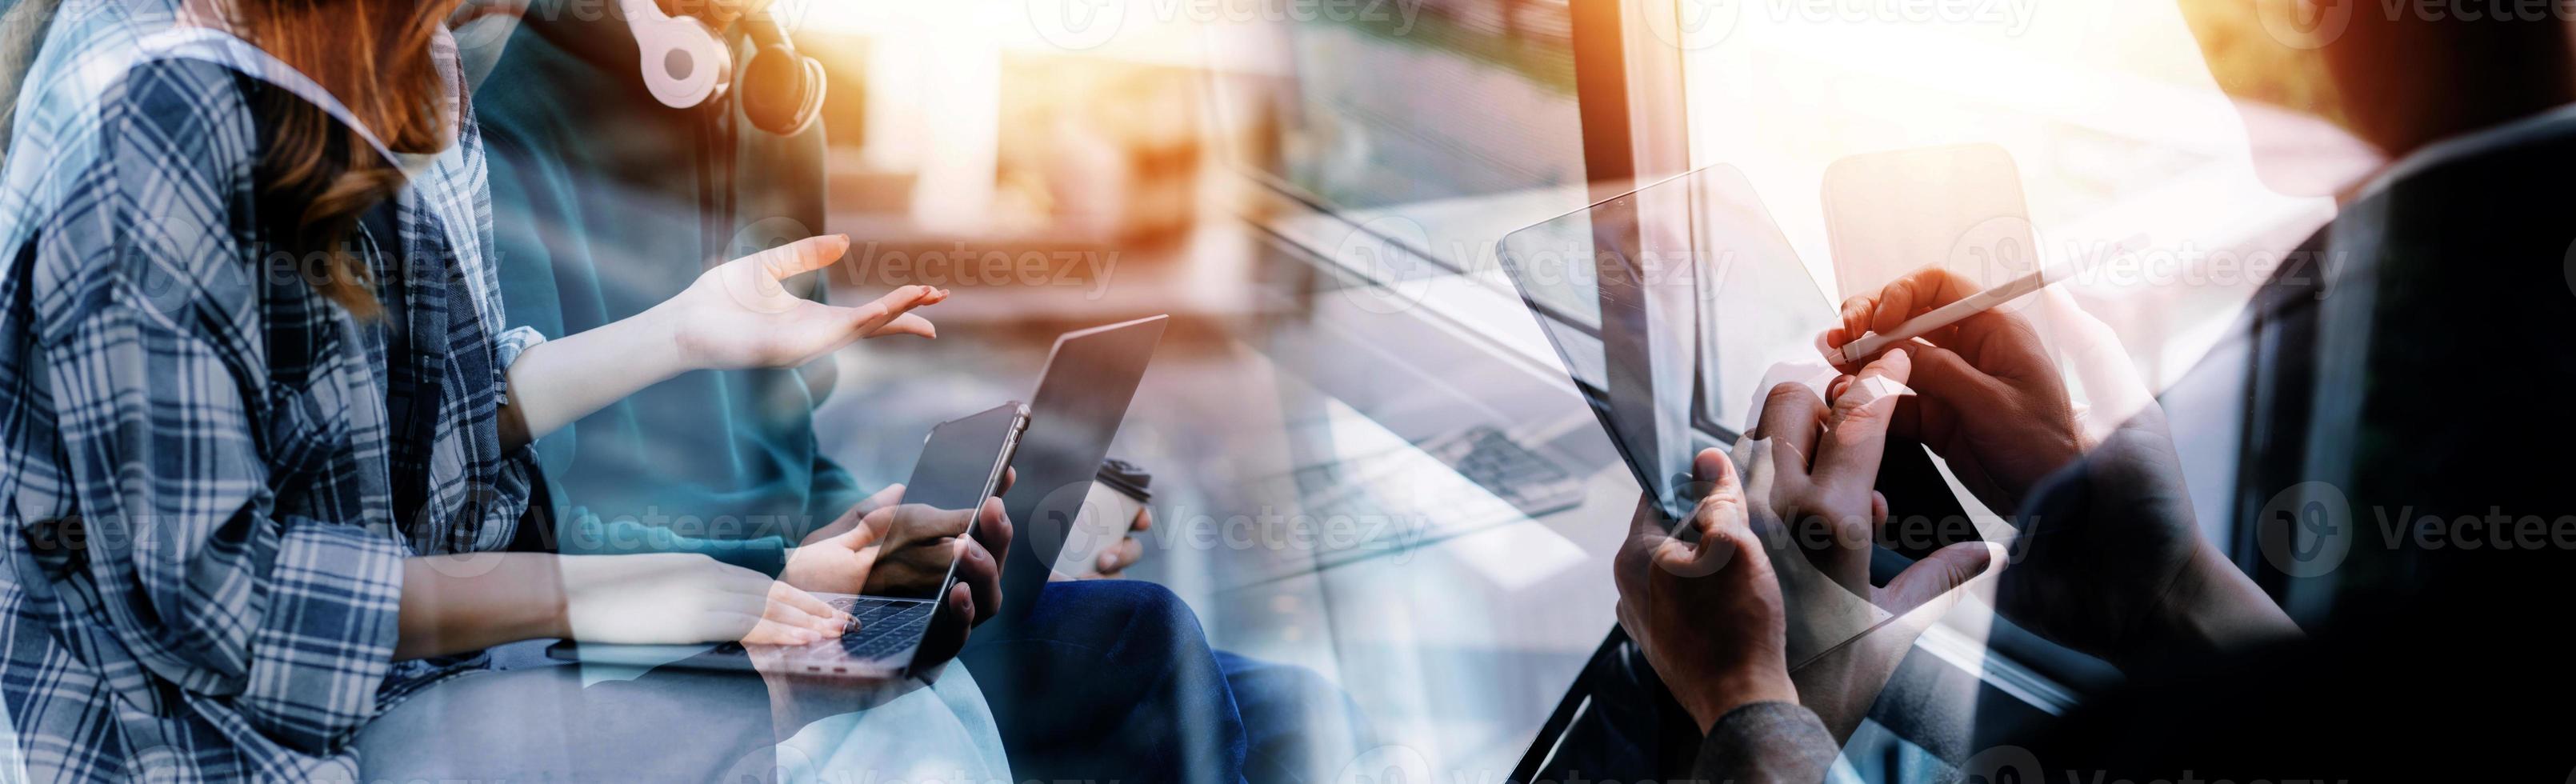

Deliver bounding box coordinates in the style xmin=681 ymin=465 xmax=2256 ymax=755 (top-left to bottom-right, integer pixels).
xmin=474 ymin=1 xmax=863 ymax=574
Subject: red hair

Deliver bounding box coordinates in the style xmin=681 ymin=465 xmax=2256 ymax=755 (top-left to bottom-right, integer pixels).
xmin=218 ymin=0 xmax=462 ymax=318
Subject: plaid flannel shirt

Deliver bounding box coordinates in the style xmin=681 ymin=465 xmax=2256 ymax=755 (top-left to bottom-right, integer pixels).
xmin=0 ymin=9 xmax=543 ymax=782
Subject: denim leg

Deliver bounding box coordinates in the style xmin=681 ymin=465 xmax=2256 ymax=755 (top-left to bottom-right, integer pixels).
xmin=961 ymin=580 xmax=1250 ymax=784
xmin=1215 ymin=651 xmax=1373 ymax=784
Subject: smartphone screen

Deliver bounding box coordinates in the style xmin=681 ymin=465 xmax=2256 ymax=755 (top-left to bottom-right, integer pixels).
xmin=1820 ymin=142 xmax=2038 ymax=299
xmin=874 ymin=401 xmax=1030 ymax=604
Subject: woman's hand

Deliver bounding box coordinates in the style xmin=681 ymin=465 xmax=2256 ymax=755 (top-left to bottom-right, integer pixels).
xmin=782 ymin=484 xmax=906 ymax=594
xmin=498 ymin=235 xmax=947 ymax=450
xmin=558 ymin=553 xmax=851 ymax=646
xmin=650 ymin=235 xmax=948 ymax=372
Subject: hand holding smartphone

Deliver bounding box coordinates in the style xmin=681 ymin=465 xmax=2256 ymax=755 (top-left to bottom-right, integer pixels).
xmin=888 ymin=402 xmax=1028 ymax=674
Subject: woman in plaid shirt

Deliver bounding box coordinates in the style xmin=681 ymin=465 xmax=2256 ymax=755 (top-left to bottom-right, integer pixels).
xmin=0 ymin=2 xmax=960 ymax=779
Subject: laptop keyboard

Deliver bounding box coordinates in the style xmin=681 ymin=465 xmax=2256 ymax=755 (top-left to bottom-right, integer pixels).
xmin=1422 ymin=426 xmax=1587 ymax=517
xmin=814 ymin=596 xmax=934 ymax=660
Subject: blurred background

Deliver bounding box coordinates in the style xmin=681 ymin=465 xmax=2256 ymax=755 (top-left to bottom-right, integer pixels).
xmin=768 ymin=0 xmax=2380 ymax=779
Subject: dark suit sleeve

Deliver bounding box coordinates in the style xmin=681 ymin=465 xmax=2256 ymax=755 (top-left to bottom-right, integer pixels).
xmin=1688 ymin=702 xmax=1840 ymax=784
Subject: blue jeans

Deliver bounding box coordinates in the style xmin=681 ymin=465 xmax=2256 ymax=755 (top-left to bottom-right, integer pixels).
xmin=1214 ymin=650 xmax=1373 ymax=784
xmin=962 ymin=581 xmax=1370 ymax=784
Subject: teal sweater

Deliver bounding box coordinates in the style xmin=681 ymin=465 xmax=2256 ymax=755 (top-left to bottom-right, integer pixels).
xmin=474 ymin=7 xmax=861 ymax=575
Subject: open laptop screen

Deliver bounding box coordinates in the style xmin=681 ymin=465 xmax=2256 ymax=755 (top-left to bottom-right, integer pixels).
xmin=994 ymin=315 xmax=1170 ymax=626
xmin=1495 ymin=166 xmax=1838 ymax=518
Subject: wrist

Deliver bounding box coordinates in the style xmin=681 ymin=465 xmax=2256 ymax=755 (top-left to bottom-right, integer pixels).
xmin=1679 ymin=667 xmax=1798 ymax=736
xmin=526 ymin=554 xmax=576 ymax=641
xmin=778 ymin=546 xmax=810 ymax=590
xmin=630 ymin=300 xmax=698 ymax=378
xmin=2130 ymin=543 xmax=2299 ymax=667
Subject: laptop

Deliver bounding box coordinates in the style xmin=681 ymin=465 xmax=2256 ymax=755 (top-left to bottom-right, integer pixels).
xmin=546 ymin=314 xmax=1171 ymax=678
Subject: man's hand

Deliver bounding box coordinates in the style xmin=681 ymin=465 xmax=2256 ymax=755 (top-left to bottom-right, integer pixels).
xmin=782 ymin=471 xmax=1016 ymax=634
xmin=1741 ymin=348 xmax=2001 ymax=741
xmin=1826 ymin=266 xmax=2082 ymax=515
xmin=2003 ymin=405 xmax=2297 ymax=666
xmin=1053 ymin=507 xmax=1152 ymax=581
xmin=1828 ymin=270 xmax=2293 ymax=668
xmin=1749 ymin=350 xmax=1998 ymax=610
xmin=1613 ymin=449 xmax=1797 ymax=735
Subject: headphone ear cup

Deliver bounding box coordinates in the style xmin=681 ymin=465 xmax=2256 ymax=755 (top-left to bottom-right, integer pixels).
xmin=742 ymin=45 xmax=826 ymax=136
xmin=794 ymin=57 xmax=827 ymax=131
xmin=634 ymin=14 xmax=734 ymax=109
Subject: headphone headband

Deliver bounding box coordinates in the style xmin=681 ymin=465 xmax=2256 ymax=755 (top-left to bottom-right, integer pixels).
xmin=621 ymin=0 xmax=822 ymax=135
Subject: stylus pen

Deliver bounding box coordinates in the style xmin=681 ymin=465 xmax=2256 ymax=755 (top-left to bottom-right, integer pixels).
xmin=1825 ymin=262 xmax=2065 ymax=366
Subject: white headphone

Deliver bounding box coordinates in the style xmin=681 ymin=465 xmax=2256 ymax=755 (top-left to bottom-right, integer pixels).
xmin=618 ymin=0 xmax=826 ymax=136
xmin=621 ymin=0 xmax=734 ymax=110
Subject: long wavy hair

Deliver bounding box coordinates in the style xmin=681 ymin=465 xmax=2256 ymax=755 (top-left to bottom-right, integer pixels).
xmin=216 ymin=0 xmax=462 ymax=318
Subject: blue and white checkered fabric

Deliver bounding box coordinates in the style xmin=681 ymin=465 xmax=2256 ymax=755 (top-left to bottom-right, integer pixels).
xmin=0 ymin=6 xmax=544 ymax=781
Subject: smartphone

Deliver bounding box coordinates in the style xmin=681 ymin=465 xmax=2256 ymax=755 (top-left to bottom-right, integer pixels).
xmin=1820 ymin=142 xmax=2038 ymax=299
xmin=538 ymin=400 xmax=1029 ymax=677
xmin=892 ymin=401 xmax=1030 ymax=675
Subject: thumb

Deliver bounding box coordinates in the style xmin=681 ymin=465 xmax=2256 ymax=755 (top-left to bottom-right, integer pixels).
xmin=1899 ymin=342 xmax=1991 ymax=403
xmin=753 ymin=234 xmax=853 ymax=281
xmin=831 ymin=506 xmax=899 ymax=552
xmin=867 ymin=312 xmax=938 ymax=339
xmin=842 ymin=286 xmax=946 ymax=337
xmin=1889 ymin=343 xmax=1998 ymax=438
xmin=1880 ymin=541 xmax=2001 ymax=617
